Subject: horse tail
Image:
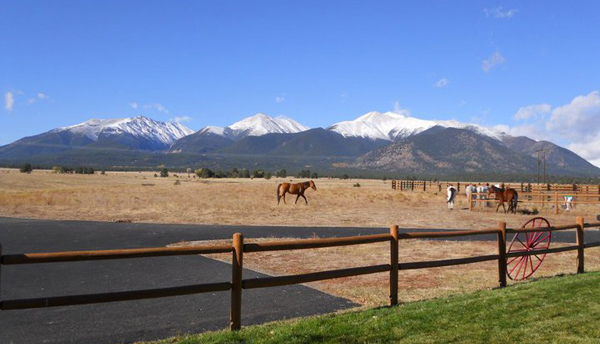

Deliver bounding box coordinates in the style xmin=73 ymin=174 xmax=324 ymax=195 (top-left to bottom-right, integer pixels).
xmin=512 ymin=190 xmax=519 ymax=213
xmin=276 ymin=183 xmax=282 ymax=203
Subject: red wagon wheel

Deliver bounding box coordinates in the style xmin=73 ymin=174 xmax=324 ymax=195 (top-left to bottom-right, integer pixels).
xmin=506 ymin=217 xmax=552 ymax=281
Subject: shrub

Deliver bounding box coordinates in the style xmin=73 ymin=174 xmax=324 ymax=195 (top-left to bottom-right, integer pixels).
xmin=20 ymin=163 xmax=32 ymax=174
xmin=265 ymin=172 xmax=272 ymax=180
xmin=297 ymin=169 xmax=311 ymax=178
xmin=311 ymin=172 xmax=319 ymax=179
xmin=154 ymin=174 xmax=158 ymax=178
xmin=353 ymin=183 xmax=361 ymax=187
xmin=195 ymin=168 xmax=214 ymax=178
xmin=276 ymin=169 xmax=287 ymax=178
xmin=100 ymin=170 xmax=106 ymax=175
xmin=52 ymin=166 xmax=64 ymax=174
xmin=174 ymin=179 xmax=181 ymax=185
xmin=160 ymin=168 xmax=169 ymax=178
xmin=342 ymin=174 xmax=349 ymax=180
xmin=252 ymin=170 xmax=265 ymax=178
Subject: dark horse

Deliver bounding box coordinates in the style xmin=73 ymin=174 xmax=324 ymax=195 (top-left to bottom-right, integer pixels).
xmin=277 ymin=180 xmax=317 ymax=205
xmin=488 ymin=185 xmax=518 ymax=214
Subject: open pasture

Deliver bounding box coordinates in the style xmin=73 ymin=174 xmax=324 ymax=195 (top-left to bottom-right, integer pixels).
xmin=0 ymin=168 xmax=596 ymax=229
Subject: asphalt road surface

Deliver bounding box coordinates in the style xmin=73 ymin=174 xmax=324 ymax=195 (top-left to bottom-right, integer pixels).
xmin=0 ymin=217 xmax=597 ymax=344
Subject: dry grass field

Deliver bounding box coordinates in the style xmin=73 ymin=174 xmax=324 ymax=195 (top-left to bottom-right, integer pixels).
xmin=3 ymin=168 xmax=600 ymax=310
xmin=1 ymin=168 xmax=597 ymax=229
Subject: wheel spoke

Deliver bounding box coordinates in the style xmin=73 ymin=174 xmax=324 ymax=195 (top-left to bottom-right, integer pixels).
xmin=508 ymin=256 xmax=522 ymax=275
xmin=516 ymin=237 xmax=527 ymax=249
xmin=511 ymin=256 xmax=526 ymax=277
xmin=531 ymin=234 xmax=551 ymax=248
xmin=521 ymin=256 xmax=529 ymax=280
xmin=530 ymin=231 xmax=543 ymax=244
xmin=507 ymin=255 xmax=522 ymax=265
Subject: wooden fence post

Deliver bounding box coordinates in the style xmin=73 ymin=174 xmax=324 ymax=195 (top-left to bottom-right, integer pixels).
xmin=576 ymin=217 xmax=585 ymax=274
xmin=0 ymin=242 xmax=2 ymax=303
xmin=468 ymin=195 xmax=473 ymax=211
xmin=554 ymin=192 xmax=559 ymax=215
xmin=230 ymin=233 xmax=244 ymax=330
xmin=497 ymin=222 xmax=507 ymax=288
xmin=389 ymin=225 xmax=399 ymax=306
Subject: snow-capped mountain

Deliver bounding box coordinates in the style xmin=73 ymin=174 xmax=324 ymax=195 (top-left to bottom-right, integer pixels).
xmin=0 ymin=116 xmax=195 ymax=158
xmin=328 ymin=111 xmax=505 ymax=141
xmin=57 ymin=116 xmax=194 ymax=145
xmin=200 ymin=113 xmax=309 ymax=140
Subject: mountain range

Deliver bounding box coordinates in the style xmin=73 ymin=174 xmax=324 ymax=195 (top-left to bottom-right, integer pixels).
xmin=1 ymin=112 xmax=598 ymax=178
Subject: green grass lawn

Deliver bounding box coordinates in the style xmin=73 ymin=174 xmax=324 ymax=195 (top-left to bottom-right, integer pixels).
xmin=150 ymin=272 xmax=600 ymax=344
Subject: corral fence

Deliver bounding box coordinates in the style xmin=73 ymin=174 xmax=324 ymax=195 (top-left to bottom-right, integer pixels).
xmin=1 ymin=218 xmax=599 ymax=331
xmin=391 ymin=180 xmax=600 ymax=194
xmin=469 ymin=192 xmax=600 ymax=214
xmin=392 ymin=180 xmax=600 ymax=213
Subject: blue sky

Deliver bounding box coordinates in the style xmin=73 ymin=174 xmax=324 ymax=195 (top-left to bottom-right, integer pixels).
xmin=2 ymin=1 xmax=600 ymax=163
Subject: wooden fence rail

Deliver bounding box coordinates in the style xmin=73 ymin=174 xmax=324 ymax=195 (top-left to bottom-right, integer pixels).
xmin=392 ymin=180 xmax=600 ymax=195
xmin=468 ymin=192 xmax=600 ymax=214
xmin=1 ymin=218 xmax=599 ymax=331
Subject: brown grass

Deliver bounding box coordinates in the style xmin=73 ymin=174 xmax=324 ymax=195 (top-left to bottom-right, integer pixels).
xmin=0 ymin=168 xmax=595 ymax=229
xmin=176 ymin=238 xmax=600 ymax=308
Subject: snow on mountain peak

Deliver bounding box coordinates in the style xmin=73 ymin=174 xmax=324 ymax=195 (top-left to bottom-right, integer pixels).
xmin=329 ymin=111 xmax=505 ymax=141
xmin=217 ymin=113 xmax=309 ymax=139
xmin=58 ymin=115 xmax=194 ymax=145
xmin=329 ymin=111 xmax=436 ymax=141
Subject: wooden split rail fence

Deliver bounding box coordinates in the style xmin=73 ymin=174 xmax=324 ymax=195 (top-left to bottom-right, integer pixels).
xmin=1 ymin=218 xmax=600 ymax=331
xmin=468 ymin=192 xmax=600 ymax=214
xmin=392 ymin=180 xmax=600 ymax=195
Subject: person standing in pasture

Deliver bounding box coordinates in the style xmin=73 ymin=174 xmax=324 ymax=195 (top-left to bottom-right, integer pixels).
xmin=447 ymin=184 xmax=457 ymax=210
xmin=277 ymin=180 xmax=317 ymax=205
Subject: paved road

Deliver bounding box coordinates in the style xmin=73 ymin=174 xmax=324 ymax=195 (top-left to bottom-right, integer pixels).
xmin=0 ymin=217 xmax=598 ymax=344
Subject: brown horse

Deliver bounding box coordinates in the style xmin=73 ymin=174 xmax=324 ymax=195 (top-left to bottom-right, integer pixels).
xmin=277 ymin=180 xmax=317 ymax=205
xmin=488 ymin=185 xmax=519 ymax=214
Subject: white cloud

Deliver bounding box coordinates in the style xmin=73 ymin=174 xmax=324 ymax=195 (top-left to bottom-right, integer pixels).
xmin=4 ymin=92 xmax=14 ymax=111
xmin=153 ymin=103 xmax=168 ymax=113
xmin=513 ymin=104 xmax=551 ymax=121
xmin=392 ymin=101 xmax=411 ymax=116
xmin=141 ymin=103 xmax=169 ymax=113
xmin=482 ymin=51 xmax=506 ymax=72
xmin=275 ymin=96 xmax=285 ymax=103
xmin=434 ymin=78 xmax=449 ymax=88
xmin=569 ymin=135 xmax=600 ymax=166
xmin=484 ymin=7 xmax=518 ymax=19
xmin=129 ymin=102 xmax=139 ymax=110
xmin=505 ymin=91 xmax=600 ymax=166
xmin=170 ymin=116 xmax=192 ymax=123
xmin=546 ymin=91 xmax=600 ymax=139
xmin=26 ymin=92 xmax=50 ymax=105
